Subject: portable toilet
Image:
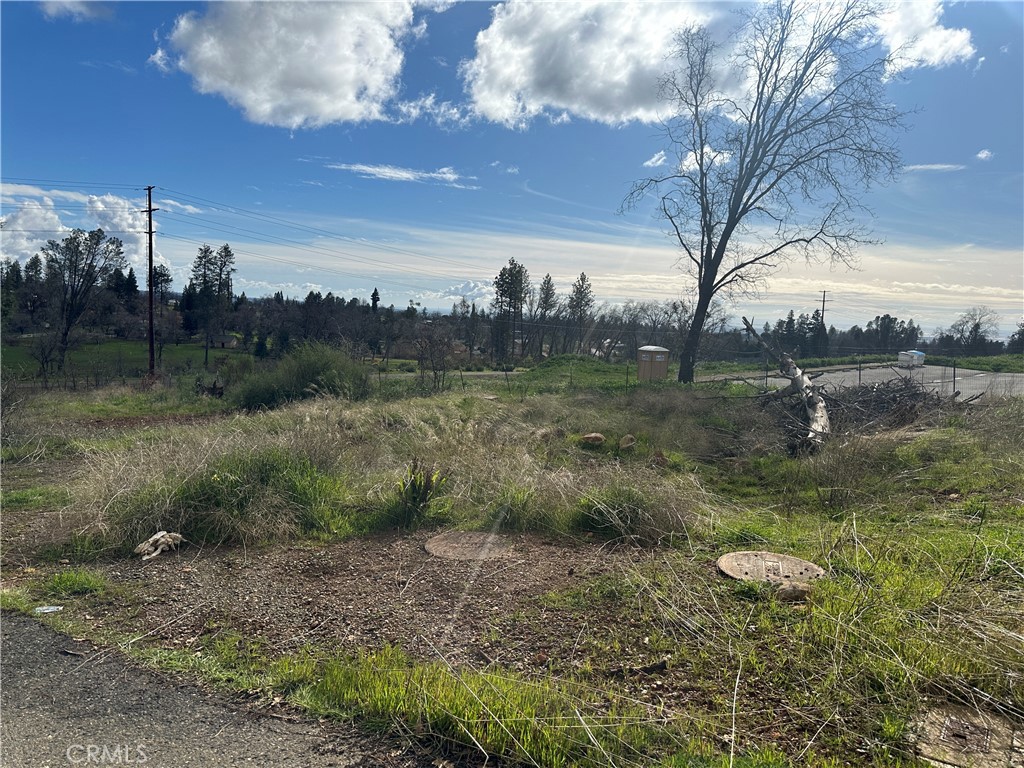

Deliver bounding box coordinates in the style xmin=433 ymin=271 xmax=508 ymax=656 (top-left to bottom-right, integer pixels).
xmin=637 ymin=346 xmax=670 ymax=381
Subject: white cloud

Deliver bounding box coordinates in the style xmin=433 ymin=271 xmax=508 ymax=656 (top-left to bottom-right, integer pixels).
xmin=0 ymin=199 xmax=69 ymax=261
xmin=876 ymin=0 xmax=975 ymax=72
xmin=147 ymin=47 xmax=171 ymax=74
xmin=394 ymin=93 xmax=470 ymax=128
xmin=162 ymin=2 xmax=419 ymax=129
xmin=40 ymin=1 xmax=110 ymax=22
xmin=461 ymin=1 xmax=713 ymax=128
xmin=680 ymin=146 xmax=732 ymax=173
xmin=157 ymin=199 xmax=203 ymax=215
xmin=904 ymin=163 xmax=966 ymax=172
xmin=976 ymin=149 xmax=993 ymax=161
xmin=461 ymin=1 xmax=978 ymax=128
xmin=327 ymin=163 xmax=477 ymax=188
xmin=643 ymin=151 xmax=667 ymax=169
xmin=0 ymin=187 xmax=167 ymax=272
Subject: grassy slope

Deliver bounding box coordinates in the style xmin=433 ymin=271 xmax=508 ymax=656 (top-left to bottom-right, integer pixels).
xmin=2 ymin=355 xmax=1021 ymax=767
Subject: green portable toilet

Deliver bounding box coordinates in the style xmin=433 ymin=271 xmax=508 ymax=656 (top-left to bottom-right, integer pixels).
xmin=637 ymin=346 xmax=669 ymax=382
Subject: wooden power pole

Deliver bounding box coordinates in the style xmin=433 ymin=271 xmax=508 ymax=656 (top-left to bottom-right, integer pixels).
xmin=145 ymin=186 xmax=159 ymax=377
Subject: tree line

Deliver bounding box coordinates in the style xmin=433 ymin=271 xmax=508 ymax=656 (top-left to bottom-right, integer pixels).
xmin=3 ymin=231 xmax=1019 ymax=385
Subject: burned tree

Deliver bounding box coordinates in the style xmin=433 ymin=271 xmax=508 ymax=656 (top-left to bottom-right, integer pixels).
xmin=625 ymin=0 xmax=905 ymax=383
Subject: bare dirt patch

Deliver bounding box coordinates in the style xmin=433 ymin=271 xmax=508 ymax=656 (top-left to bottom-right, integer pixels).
xmin=79 ymin=531 xmax=632 ymax=671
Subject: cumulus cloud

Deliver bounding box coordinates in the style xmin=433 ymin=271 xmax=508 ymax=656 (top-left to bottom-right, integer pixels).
xmin=976 ymin=149 xmax=994 ymax=161
xmin=461 ymin=1 xmax=978 ymax=128
xmin=0 ymin=186 xmax=165 ymax=271
xmin=876 ymin=0 xmax=975 ymax=72
xmin=161 ymin=2 xmax=419 ymax=129
xmin=461 ymin=1 xmax=713 ymax=128
xmin=147 ymin=0 xmax=979 ymax=132
xmin=328 ymin=162 xmax=477 ymax=188
xmin=0 ymin=199 xmax=69 ymax=261
xmin=422 ymin=280 xmax=495 ymax=305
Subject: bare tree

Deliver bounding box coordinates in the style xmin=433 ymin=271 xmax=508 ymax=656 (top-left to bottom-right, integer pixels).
xmin=625 ymin=0 xmax=905 ymax=382
xmin=948 ymin=306 xmax=1000 ymax=355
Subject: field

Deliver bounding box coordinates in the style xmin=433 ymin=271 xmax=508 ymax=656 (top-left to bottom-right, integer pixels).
xmin=2 ymin=353 xmax=1022 ymax=767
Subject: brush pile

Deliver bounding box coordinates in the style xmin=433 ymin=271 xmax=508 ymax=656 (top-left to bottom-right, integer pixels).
xmin=822 ymin=376 xmax=945 ymax=432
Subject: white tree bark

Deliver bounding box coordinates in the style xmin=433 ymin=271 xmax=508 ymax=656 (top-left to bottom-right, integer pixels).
xmin=772 ymin=354 xmax=830 ymax=448
xmin=742 ymin=317 xmax=830 ymax=449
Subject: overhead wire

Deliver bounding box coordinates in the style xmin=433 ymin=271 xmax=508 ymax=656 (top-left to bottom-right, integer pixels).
xmin=3 ymin=176 xmax=499 ymax=292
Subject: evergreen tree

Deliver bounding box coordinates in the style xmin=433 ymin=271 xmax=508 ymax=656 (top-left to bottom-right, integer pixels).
xmin=567 ymin=272 xmax=594 ymax=354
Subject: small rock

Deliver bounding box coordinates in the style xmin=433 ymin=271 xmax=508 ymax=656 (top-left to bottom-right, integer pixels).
xmin=580 ymin=432 xmax=606 ymax=446
xmin=776 ymin=582 xmax=813 ymax=602
xmin=619 ymin=434 xmax=637 ymax=450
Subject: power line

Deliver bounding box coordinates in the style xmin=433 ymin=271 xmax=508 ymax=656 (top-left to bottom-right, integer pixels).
xmin=156 ymin=186 xmax=490 ymax=273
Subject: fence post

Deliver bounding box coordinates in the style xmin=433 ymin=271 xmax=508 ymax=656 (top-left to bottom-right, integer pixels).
xmin=952 ymin=359 xmax=957 ymax=395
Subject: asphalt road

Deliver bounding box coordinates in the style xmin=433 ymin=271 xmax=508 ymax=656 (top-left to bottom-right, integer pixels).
xmin=763 ymin=364 xmax=1024 ymax=400
xmin=0 ymin=613 xmax=432 ymax=768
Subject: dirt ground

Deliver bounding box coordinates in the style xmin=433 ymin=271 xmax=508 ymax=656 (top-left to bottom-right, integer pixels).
xmin=85 ymin=530 xmax=634 ymax=672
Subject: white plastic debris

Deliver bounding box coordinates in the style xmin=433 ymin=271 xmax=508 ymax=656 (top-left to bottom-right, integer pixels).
xmin=134 ymin=531 xmax=186 ymax=560
xmin=34 ymin=605 xmax=64 ymax=614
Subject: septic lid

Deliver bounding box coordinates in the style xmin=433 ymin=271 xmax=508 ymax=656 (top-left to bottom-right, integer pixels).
xmin=911 ymin=704 xmax=1020 ymax=768
xmin=424 ymin=531 xmax=510 ymax=560
xmin=716 ymin=551 xmax=825 ymax=584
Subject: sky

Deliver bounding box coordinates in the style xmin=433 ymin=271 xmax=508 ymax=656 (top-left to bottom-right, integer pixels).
xmin=1 ymin=0 xmax=1022 ymax=338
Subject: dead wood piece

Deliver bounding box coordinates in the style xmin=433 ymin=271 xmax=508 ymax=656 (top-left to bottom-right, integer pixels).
xmin=134 ymin=531 xmax=186 ymax=560
xmin=743 ymin=317 xmax=830 ymax=449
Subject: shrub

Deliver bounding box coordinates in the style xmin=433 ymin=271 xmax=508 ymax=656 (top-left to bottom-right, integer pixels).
xmin=230 ymin=342 xmax=370 ymax=410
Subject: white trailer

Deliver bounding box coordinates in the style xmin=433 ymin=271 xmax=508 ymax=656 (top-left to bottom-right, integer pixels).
xmin=898 ymin=350 xmax=926 ymax=368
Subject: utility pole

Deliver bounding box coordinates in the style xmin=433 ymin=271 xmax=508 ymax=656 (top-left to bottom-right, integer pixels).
xmin=144 ymin=186 xmax=159 ymax=377
xmin=819 ymin=289 xmax=831 ymax=357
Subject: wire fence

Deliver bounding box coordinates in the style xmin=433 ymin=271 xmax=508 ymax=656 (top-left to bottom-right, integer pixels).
xmin=808 ymin=363 xmax=1024 ymax=400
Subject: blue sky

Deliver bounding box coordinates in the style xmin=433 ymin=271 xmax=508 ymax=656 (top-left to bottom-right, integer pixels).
xmin=1 ymin=0 xmax=1022 ymax=337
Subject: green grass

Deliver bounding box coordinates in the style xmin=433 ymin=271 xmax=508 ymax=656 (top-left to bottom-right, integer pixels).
xmin=0 ymin=587 xmax=35 ymax=613
xmin=5 ymin=359 xmax=1023 ymax=767
xmin=0 ymin=485 xmax=71 ymax=511
xmin=1 ymin=337 xmax=251 ymax=378
xmin=45 ymin=568 xmax=108 ymax=597
xmin=924 ymin=353 xmax=1024 ymax=373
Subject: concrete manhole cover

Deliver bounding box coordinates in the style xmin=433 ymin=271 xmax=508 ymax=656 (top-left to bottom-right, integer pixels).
xmin=716 ymin=551 xmax=825 ymax=584
xmin=424 ymin=531 xmax=511 ymax=561
xmin=912 ymin=704 xmax=1023 ymax=767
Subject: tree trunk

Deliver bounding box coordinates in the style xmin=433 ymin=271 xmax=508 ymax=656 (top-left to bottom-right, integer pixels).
xmin=774 ymin=354 xmax=830 ymax=449
xmin=742 ymin=317 xmax=830 ymax=450
xmin=678 ymin=295 xmax=711 ymax=383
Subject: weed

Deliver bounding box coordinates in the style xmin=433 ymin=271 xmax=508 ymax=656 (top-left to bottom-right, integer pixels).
xmin=45 ymin=568 xmax=107 ymax=597
xmin=0 ymin=588 xmax=34 ymax=613
xmin=385 ymin=458 xmax=448 ymax=529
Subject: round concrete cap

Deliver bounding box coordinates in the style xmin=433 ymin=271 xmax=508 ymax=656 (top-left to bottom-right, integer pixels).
xmin=717 ymin=551 xmax=825 ymax=584
xmin=424 ymin=531 xmax=511 ymax=560
xmin=911 ymin=704 xmax=1021 ymax=768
